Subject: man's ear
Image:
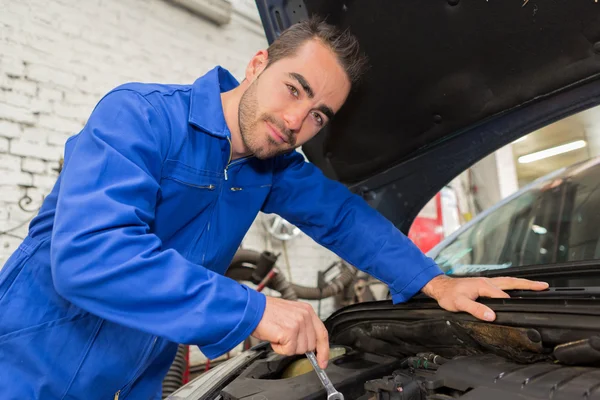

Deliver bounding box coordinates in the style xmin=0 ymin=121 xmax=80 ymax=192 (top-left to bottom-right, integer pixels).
xmin=245 ymin=49 xmax=269 ymax=82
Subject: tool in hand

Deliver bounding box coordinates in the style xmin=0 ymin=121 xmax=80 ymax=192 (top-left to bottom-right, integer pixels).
xmin=305 ymin=351 xmax=344 ymax=400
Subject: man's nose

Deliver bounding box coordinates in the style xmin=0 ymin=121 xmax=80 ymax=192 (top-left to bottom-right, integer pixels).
xmin=282 ymin=107 xmax=306 ymax=132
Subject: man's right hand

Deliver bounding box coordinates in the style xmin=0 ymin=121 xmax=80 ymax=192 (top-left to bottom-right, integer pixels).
xmin=251 ymin=296 xmax=330 ymax=369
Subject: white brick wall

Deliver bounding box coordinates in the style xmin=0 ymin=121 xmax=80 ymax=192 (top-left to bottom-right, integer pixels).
xmin=0 ymin=0 xmax=344 ymax=319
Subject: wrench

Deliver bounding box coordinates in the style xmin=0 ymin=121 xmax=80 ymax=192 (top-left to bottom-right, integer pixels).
xmin=305 ymin=351 xmax=344 ymax=400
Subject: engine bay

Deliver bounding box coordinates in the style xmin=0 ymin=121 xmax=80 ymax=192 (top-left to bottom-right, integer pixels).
xmin=218 ymin=347 xmax=600 ymax=400
xmin=215 ymin=297 xmax=600 ymax=400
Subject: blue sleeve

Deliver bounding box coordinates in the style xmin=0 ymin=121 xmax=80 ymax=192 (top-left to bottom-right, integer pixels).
xmin=50 ymin=89 xmax=265 ymax=359
xmin=262 ymin=151 xmax=444 ymax=303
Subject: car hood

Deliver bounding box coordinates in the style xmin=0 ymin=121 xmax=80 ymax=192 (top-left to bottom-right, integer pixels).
xmin=255 ymin=0 xmax=600 ymax=185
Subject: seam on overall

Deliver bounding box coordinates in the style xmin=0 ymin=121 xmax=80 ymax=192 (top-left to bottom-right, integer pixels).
xmin=59 ymin=318 xmax=105 ymax=400
xmin=0 ymin=314 xmax=89 ymax=345
xmin=0 ymin=238 xmax=50 ymax=306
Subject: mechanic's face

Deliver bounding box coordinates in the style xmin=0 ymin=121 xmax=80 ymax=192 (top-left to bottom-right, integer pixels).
xmin=238 ymin=39 xmax=351 ymax=159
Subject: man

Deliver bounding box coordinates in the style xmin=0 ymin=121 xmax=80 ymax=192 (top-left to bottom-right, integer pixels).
xmin=0 ymin=17 xmax=547 ymax=399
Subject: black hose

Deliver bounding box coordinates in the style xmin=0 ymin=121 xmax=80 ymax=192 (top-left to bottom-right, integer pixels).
xmin=162 ymin=344 xmax=188 ymax=399
xmin=291 ymin=265 xmax=355 ymax=300
xmin=226 ymin=249 xmax=355 ymax=301
xmin=229 ymin=249 xmax=262 ymax=269
xmin=268 ymin=268 xmax=298 ymax=301
xmin=226 ymin=260 xmax=298 ymax=301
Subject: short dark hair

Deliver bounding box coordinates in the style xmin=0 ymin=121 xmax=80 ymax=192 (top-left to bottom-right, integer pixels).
xmin=266 ymin=16 xmax=369 ymax=87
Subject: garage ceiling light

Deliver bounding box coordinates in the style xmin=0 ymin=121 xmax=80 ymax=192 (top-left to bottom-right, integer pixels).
xmin=518 ymin=140 xmax=587 ymax=164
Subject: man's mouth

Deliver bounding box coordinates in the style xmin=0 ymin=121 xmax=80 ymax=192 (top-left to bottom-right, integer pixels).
xmin=265 ymin=121 xmax=288 ymax=144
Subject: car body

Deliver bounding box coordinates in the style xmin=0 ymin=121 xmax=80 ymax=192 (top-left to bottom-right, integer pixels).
xmin=168 ymin=1 xmax=600 ymax=399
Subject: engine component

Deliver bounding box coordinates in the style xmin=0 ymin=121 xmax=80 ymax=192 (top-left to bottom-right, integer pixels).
xmin=218 ymin=348 xmax=600 ymax=400
xmin=420 ymin=353 xmax=600 ymax=400
xmin=360 ymin=371 xmax=423 ymax=400
xmin=554 ymin=336 xmax=600 ymax=366
xmin=228 ymin=249 xmax=297 ymax=300
xmin=227 ymin=249 xmax=356 ymax=301
xmin=219 ymin=350 xmax=404 ymax=400
xmin=282 ymin=346 xmax=348 ymax=378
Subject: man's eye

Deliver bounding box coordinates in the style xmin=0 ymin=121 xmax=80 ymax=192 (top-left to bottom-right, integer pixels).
xmin=287 ymin=84 xmax=299 ymax=98
xmin=312 ymin=112 xmax=323 ymax=126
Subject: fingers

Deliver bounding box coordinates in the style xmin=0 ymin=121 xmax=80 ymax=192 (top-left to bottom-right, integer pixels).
xmin=476 ymin=279 xmax=510 ymax=299
xmin=306 ymin=309 xmax=317 ymax=355
xmin=295 ymin=303 xmax=314 ymax=354
xmin=489 ymin=277 xmax=549 ymax=291
xmin=455 ymin=296 xmax=496 ymax=321
xmin=432 ymin=277 xmax=550 ymax=324
xmin=253 ymin=296 xmax=330 ymax=365
xmin=312 ymin=313 xmax=330 ymax=369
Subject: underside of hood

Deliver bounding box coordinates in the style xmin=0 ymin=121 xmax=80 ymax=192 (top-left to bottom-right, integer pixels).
xmin=255 ymin=0 xmax=600 ymax=185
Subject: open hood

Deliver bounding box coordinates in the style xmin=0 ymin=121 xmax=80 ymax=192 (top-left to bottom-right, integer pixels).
xmin=255 ymin=0 xmax=600 ymax=186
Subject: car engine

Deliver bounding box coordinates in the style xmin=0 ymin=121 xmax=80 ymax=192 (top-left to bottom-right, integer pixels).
xmin=218 ymin=346 xmax=600 ymax=400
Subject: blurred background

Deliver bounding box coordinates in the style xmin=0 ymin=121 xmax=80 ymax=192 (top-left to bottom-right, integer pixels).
xmin=407 ymin=104 xmax=600 ymax=255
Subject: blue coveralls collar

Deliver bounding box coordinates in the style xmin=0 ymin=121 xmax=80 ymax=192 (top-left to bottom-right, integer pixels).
xmin=189 ymin=66 xmax=240 ymax=139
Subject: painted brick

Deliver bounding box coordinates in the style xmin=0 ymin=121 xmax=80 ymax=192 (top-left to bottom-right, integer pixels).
xmin=26 ymin=187 xmax=49 ymax=204
xmin=30 ymin=97 xmax=51 ymax=114
xmin=0 ymin=207 xmax=8 ymax=222
xmin=22 ymin=157 xmax=46 ymax=174
xmin=0 ymin=74 xmax=12 ymax=91
xmin=0 ymin=102 xmax=35 ymax=124
xmin=6 ymin=92 xmax=32 ymax=109
xmin=53 ymin=102 xmax=91 ymax=121
xmin=0 ymin=56 xmax=25 ymax=77
xmin=46 ymin=160 xmax=61 ymax=176
xmin=11 ymin=78 xmax=37 ymax=97
xmin=39 ymin=87 xmax=63 ymax=101
xmin=21 ymin=126 xmax=48 ymax=143
xmin=37 ymin=114 xmax=83 ymax=134
xmin=0 ymin=154 xmax=22 ymax=171
xmin=0 ymin=137 xmax=9 ymax=153
xmin=0 ymin=120 xmax=21 ymax=138
xmin=0 ymin=185 xmax=25 ymax=203
xmin=26 ymin=64 xmax=78 ymax=87
xmin=10 ymin=139 xmax=62 ymax=161
xmin=47 ymin=131 xmax=71 ymax=147
xmin=64 ymin=91 xmax=94 ymax=107
xmin=0 ymin=170 xmax=32 ymax=186
xmin=33 ymin=173 xmax=57 ymax=191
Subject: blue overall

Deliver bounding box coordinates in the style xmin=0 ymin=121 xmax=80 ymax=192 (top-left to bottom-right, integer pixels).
xmin=0 ymin=66 xmax=443 ymax=399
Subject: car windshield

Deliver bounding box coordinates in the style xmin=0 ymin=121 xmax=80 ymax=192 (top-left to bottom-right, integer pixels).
xmin=397 ymin=103 xmax=600 ymax=287
xmin=433 ymin=157 xmax=600 ymax=276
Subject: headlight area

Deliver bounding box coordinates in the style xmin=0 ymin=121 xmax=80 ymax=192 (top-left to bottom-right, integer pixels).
xmin=166 ymin=348 xmax=264 ymax=400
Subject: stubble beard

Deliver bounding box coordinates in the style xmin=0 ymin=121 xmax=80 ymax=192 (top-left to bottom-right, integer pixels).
xmin=238 ymin=80 xmax=295 ymax=160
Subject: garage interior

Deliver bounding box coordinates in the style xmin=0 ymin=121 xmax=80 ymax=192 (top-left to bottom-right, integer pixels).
xmin=2 ymin=0 xmax=600 ymax=397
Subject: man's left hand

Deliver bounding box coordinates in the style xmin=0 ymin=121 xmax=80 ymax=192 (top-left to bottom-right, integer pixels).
xmin=421 ymin=275 xmax=549 ymax=321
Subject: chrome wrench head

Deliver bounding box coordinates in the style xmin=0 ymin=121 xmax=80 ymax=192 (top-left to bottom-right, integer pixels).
xmin=305 ymin=351 xmax=345 ymax=400
xmin=327 ymin=391 xmax=344 ymax=400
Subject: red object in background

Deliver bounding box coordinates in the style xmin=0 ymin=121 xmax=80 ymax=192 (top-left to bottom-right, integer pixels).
xmin=409 ymin=193 xmax=444 ymax=253
xmin=409 ymin=187 xmax=461 ymax=253
xmin=183 ymin=346 xmax=190 ymax=384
